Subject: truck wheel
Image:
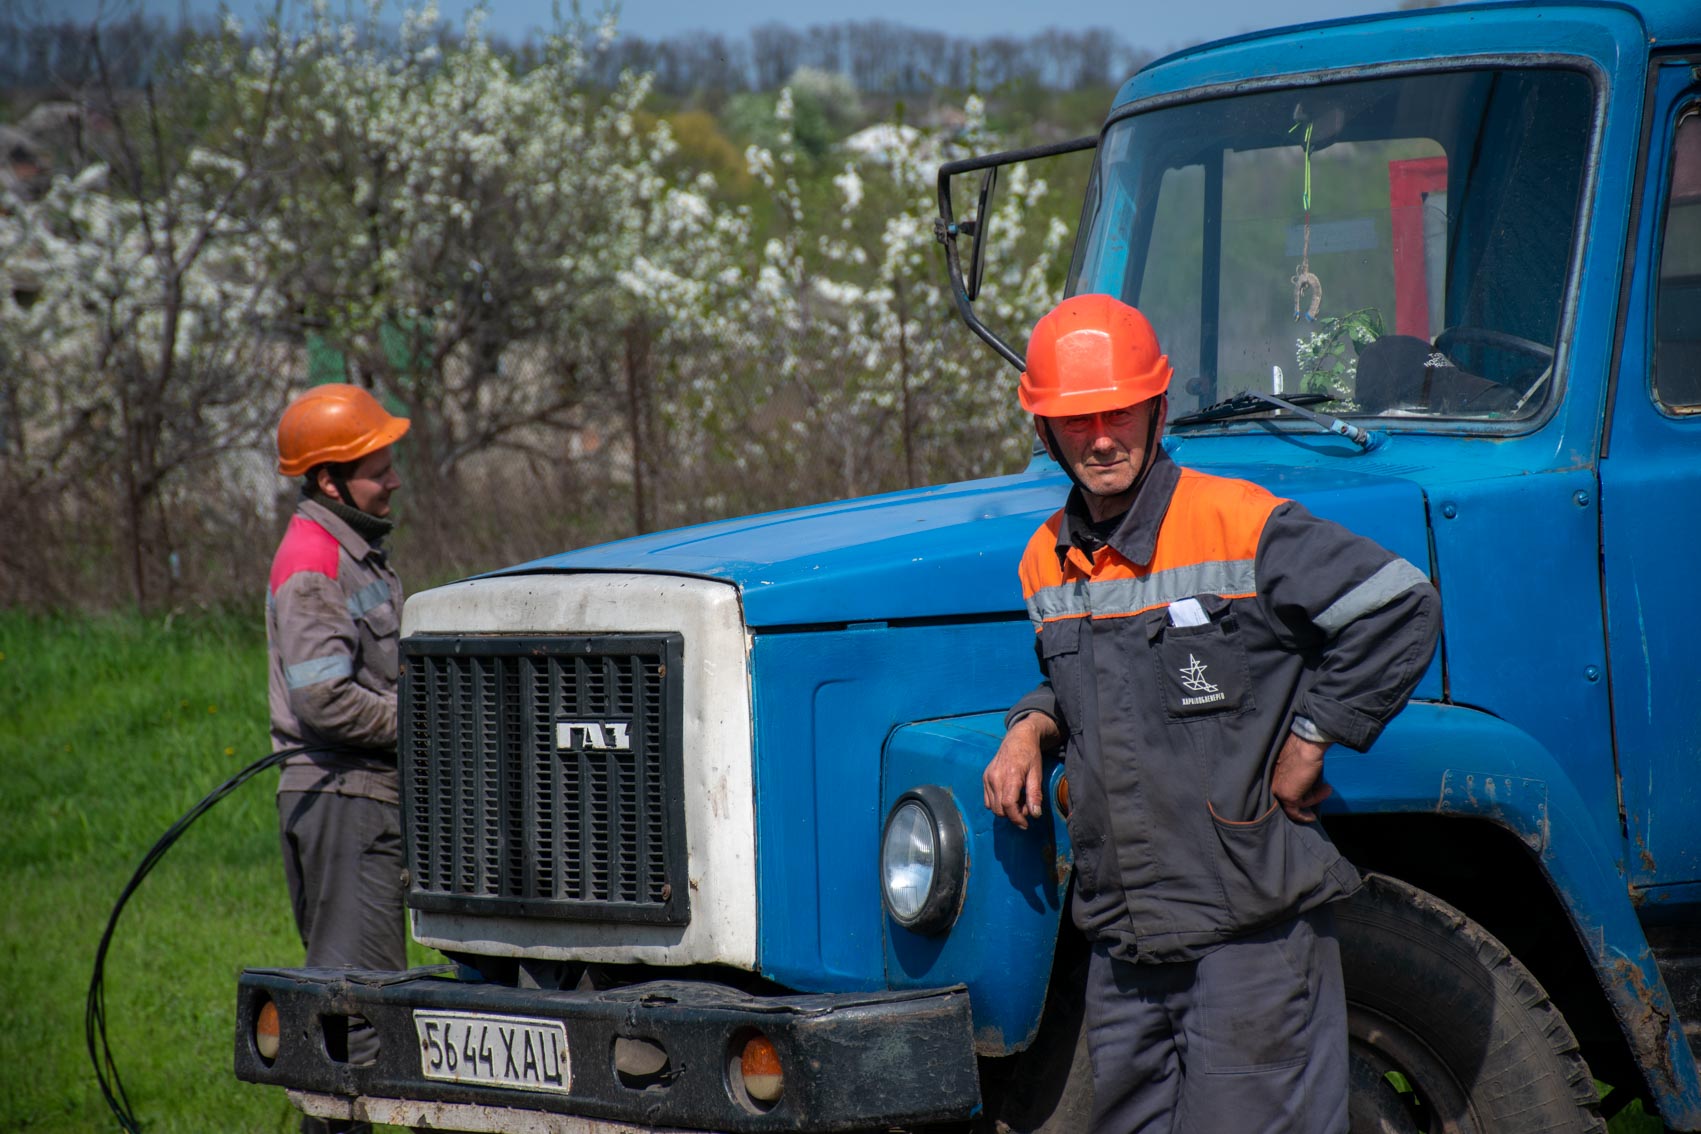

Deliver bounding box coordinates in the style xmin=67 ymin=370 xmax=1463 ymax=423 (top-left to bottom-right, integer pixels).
xmin=1338 ymin=873 xmax=1606 ymax=1134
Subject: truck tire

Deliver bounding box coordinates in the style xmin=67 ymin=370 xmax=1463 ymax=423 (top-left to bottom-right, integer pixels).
xmin=1338 ymin=873 xmax=1607 ymax=1134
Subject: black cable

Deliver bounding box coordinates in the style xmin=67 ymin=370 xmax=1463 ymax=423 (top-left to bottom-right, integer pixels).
xmin=86 ymin=743 xmax=313 ymax=1132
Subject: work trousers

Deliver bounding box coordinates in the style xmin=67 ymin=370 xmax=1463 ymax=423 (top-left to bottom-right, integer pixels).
xmin=278 ymin=790 xmax=407 ymax=1067
xmin=1085 ymin=905 xmax=1347 ymax=1134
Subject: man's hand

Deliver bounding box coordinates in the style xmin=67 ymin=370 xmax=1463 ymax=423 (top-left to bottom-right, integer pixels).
xmin=983 ymin=713 xmax=1060 ymax=830
xmin=1272 ymin=733 xmax=1333 ymax=823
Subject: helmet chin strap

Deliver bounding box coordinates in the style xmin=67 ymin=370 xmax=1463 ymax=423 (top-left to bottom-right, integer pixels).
xmin=330 ymin=469 xmax=359 ymax=513
xmin=1039 ymin=420 xmax=1086 ymax=494
xmin=313 ymin=464 xmax=366 ymax=516
xmin=1039 ymin=396 xmax=1168 ymax=508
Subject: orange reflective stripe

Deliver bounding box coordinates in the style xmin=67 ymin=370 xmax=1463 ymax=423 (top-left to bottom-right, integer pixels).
xmin=1147 ymin=470 xmax=1281 ymax=577
xmin=1018 ymin=512 xmax=1068 ymax=602
xmin=1020 ymin=470 xmax=1286 ymax=627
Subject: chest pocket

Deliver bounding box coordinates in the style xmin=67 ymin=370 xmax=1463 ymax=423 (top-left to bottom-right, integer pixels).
xmin=348 ymin=578 xmax=397 ymax=633
xmin=1150 ymin=594 xmax=1253 ymax=720
xmin=348 ymin=577 xmax=400 ymax=682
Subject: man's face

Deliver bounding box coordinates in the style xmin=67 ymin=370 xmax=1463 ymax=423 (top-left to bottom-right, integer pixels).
xmin=328 ymin=445 xmax=402 ymax=518
xmin=1039 ymin=401 xmax=1157 ymax=517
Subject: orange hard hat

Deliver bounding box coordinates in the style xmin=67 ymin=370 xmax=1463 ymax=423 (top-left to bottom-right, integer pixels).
xmin=1019 ymin=294 xmax=1173 ymax=417
xmin=276 ymin=384 xmax=410 ymax=477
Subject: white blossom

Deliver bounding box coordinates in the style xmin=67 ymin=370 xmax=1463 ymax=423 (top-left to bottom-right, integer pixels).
xmin=833 ymin=164 xmax=864 ymax=213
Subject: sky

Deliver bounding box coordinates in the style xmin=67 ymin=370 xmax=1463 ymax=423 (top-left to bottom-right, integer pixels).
xmin=44 ymin=0 xmax=1403 ymax=60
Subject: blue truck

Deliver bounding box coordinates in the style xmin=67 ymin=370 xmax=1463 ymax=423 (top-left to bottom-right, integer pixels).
xmin=236 ymin=1 xmax=1701 ymax=1130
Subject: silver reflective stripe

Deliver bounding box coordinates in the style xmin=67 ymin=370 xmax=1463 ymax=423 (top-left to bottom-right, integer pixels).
xmin=1027 ymin=559 xmax=1257 ymax=623
xmin=346 ymin=580 xmax=391 ymax=620
xmin=285 ymin=654 xmax=353 ymax=689
xmin=1314 ymin=559 xmax=1430 ymax=637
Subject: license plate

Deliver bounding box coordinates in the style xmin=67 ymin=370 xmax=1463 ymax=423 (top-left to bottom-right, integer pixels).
xmin=414 ymin=1010 xmax=571 ymax=1093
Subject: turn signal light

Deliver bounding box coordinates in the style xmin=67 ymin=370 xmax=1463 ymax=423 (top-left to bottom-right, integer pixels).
xmin=255 ymin=999 xmax=280 ymax=1062
xmin=739 ymin=1034 xmax=783 ymax=1103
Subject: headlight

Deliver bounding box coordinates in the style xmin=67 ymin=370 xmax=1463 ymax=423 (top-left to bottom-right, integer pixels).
xmin=880 ymin=785 xmax=967 ymax=935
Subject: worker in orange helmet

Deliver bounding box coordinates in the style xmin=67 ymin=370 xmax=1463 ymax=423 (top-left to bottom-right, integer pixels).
xmin=268 ymin=384 xmax=410 ymax=1134
xmin=983 ymin=295 xmax=1439 ymax=1133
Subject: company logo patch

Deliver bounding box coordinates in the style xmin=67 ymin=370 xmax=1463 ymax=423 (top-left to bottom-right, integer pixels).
xmin=1177 ymin=654 xmax=1225 ymax=707
xmin=555 ymin=720 xmax=632 ymax=752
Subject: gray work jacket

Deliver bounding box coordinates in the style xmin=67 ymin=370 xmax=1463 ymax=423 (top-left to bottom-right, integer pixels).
xmin=266 ymin=496 xmax=402 ymax=803
xmin=1007 ymin=453 xmax=1439 ymax=963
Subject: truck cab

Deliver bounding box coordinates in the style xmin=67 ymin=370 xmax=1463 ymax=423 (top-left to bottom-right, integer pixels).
xmin=237 ymin=2 xmax=1701 ymax=1131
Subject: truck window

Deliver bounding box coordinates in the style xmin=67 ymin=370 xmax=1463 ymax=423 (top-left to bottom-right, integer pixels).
xmin=1069 ymin=68 xmax=1595 ymax=424
xmin=1654 ymin=103 xmax=1701 ymax=410
xmin=1137 ymin=164 xmax=1206 ymax=390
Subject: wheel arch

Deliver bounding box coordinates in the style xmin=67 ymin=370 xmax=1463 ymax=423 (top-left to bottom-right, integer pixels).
xmin=1325 ymin=701 xmax=1701 ymax=1127
xmin=881 ymin=712 xmax=1072 ymax=1057
xmin=1331 ymin=815 xmax=1645 ymax=1105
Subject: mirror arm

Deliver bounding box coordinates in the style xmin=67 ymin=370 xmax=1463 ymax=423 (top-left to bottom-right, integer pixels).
xmin=936 ymin=172 xmax=1026 ymax=371
xmin=934 ymin=134 xmax=1099 ymax=375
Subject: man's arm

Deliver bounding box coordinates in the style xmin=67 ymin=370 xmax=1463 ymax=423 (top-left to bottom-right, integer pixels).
xmin=983 ymin=695 xmax=1061 ymax=830
xmin=1260 ymin=500 xmax=1441 ymax=752
xmin=991 ymin=517 xmax=1073 ymax=828
xmin=274 ymin=571 xmax=397 ymax=748
xmin=1259 ymin=501 xmax=1440 ymax=820
xmin=1271 ymin=732 xmax=1332 ymax=823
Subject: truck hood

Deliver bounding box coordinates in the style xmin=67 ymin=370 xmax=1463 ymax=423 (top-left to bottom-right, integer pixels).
xmin=497 ymin=459 xmax=1435 ymax=628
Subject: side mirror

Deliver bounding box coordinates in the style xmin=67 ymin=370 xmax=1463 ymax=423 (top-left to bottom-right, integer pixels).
xmin=934 ymin=134 xmax=1098 ymax=372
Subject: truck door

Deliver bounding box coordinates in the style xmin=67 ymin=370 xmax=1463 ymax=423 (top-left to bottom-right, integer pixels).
xmin=1599 ymin=60 xmax=1701 ymax=890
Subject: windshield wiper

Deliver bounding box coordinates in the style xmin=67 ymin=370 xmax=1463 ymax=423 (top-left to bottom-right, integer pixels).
xmin=1172 ymin=390 xmax=1333 ymax=424
xmin=1170 ymin=390 xmax=1372 ymax=450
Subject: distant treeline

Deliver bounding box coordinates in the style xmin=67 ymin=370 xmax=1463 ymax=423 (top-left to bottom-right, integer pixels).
xmin=594 ymin=22 xmax=1152 ymax=95
xmin=0 ymin=14 xmax=1152 ymax=95
xmin=0 ymin=14 xmax=184 ymax=91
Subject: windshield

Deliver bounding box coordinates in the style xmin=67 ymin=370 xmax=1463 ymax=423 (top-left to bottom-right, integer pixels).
xmin=1068 ymin=67 xmax=1594 ymax=424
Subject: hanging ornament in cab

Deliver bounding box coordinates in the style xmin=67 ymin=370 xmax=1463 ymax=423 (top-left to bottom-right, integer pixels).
xmin=1290 ymin=109 xmax=1323 ymax=321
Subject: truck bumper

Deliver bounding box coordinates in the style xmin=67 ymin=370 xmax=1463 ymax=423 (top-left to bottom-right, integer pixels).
xmin=235 ymin=966 xmax=981 ymax=1133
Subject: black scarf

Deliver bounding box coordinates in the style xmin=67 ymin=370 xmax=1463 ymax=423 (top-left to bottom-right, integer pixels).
xmin=305 ymin=486 xmax=393 ymax=548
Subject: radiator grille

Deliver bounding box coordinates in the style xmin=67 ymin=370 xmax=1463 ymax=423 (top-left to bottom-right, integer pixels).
xmin=400 ymin=634 xmax=687 ymax=924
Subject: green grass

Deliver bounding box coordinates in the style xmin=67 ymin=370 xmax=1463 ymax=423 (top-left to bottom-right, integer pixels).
xmin=0 ymin=608 xmax=437 ymax=1132
xmin=1612 ymin=1096 xmax=1669 ymax=1133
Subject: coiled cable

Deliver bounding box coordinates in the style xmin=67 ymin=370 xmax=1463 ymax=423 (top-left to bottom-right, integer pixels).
xmin=86 ymin=744 xmax=312 ymax=1132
